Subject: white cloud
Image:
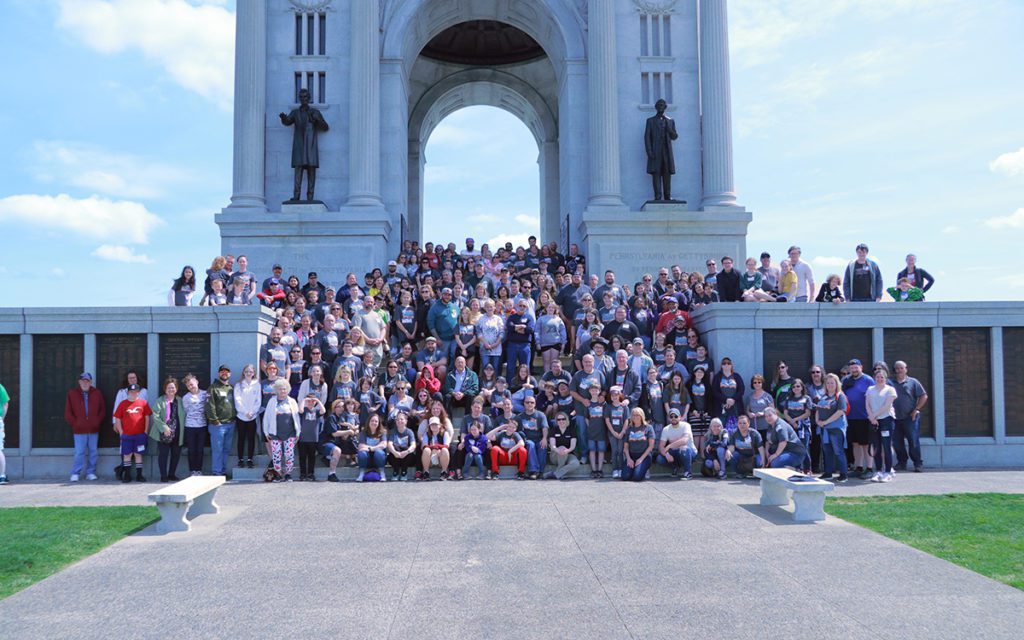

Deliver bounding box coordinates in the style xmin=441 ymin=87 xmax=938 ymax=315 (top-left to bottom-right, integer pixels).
xmin=92 ymin=244 xmax=154 ymax=264
xmin=811 ymin=255 xmax=848 ymax=269
xmin=486 ymin=233 xmax=532 ymax=250
xmin=941 ymin=225 xmax=960 ymax=234
xmin=514 ymin=214 xmax=539 ymax=227
xmin=33 ymin=141 xmax=194 ymax=199
xmin=990 ymin=147 xmax=1024 ymax=178
xmin=51 ymin=268 xmax=67 ymax=278
xmin=984 ymin=208 xmax=1024 ymax=229
xmin=57 ymin=0 xmax=234 ymax=109
xmin=0 ymin=194 xmax=163 ymax=243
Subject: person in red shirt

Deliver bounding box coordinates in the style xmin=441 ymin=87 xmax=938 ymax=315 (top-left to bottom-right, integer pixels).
xmin=114 ymin=383 xmax=153 ymax=483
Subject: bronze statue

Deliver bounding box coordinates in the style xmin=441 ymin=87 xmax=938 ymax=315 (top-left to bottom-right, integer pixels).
xmin=279 ymin=88 xmax=329 ymax=202
xmin=644 ymin=99 xmax=678 ymax=202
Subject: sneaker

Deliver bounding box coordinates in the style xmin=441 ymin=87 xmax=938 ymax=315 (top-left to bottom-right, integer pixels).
xmin=913 ymin=465 xmax=923 ymax=473
xmin=869 ymin=472 xmax=883 ymax=483
xmin=683 ymin=471 xmax=693 ymax=480
xmin=135 ymin=470 xmax=146 ymax=482
xmin=85 ymin=473 xmax=98 ymax=481
xmin=414 ymin=471 xmax=423 ymax=480
xmin=894 ymin=463 xmax=908 ymax=472
xmin=327 ymin=473 xmax=339 ymax=482
xmin=836 ymin=474 xmax=849 ymax=483
xmin=440 ymin=472 xmax=449 ymax=481
xmin=167 ymin=475 xmax=180 ymax=482
xmin=717 ymin=471 xmax=726 ymax=479
xmin=670 ymin=468 xmax=679 ymax=477
xmin=379 ymin=474 xmax=387 ymax=482
xmin=246 ymin=459 xmax=255 ymax=469
xmin=486 ymin=470 xmax=494 ymax=480
xmin=356 ymin=471 xmax=365 ymax=482
xmin=818 ymin=473 xmax=833 ymax=480
xmin=191 ymin=471 xmax=203 ymax=477
xmin=121 ymin=470 xmax=132 ymax=483
xmin=544 ymin=471 xmax=556 ymax=480
xmin=611 ymin=470 xmax=621 ymax=479
xmin=454 ymin=469 xmax=463 ymax=481
xmin=645 ymin=471 xmax=651 ymax=480
xmin=598 ymin=470 xmax=605 ymax=478
xmin=881 ymin=472 xmax=894 ymax=483
xmin=422 ymin=471 xmax=431 ymax=481
xmin=284 ymin=474 xmax=293 ymax=482
xmin=0 ymin=476 xmax=8 ymax=485
xmin=860 ymin=468 xmax=876 ymax=480
xmin=516 ymin=472 xmax=526 ymax=480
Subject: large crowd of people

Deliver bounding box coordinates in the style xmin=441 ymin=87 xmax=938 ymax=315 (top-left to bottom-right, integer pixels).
xmin=14 ymin=237 xmax=934 ymax=486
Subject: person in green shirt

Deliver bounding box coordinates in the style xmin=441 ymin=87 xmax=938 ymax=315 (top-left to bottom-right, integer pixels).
xmin=887 ymin=278 xmax=925 ymax=302
xmin=0 ymin=382 xmax=9 ymax=484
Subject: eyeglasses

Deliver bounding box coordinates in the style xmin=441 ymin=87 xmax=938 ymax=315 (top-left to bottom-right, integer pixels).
xmin=556 ymin=417 xmax=568 ymax=422
xmin=778 ymin=365 xmax=788 ymax=370
xmin=706 ymin=262 xmax=715 ymax=267
xmin=810 ymin=370 xmax=822 ymax=375
xmin=752 ymin=381 xmax=762 ymax=385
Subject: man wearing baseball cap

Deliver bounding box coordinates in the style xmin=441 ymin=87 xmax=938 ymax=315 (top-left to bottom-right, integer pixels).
xmin=113 ymin=383 xmax=152 ymax=482
xmin=260 ymin=264 xmax=284 ymax=293
xmin=206 ymin=365 xmax=237 ymax=476
xmin=657 ymin=408 xmax=696 ymax=478
xmin=64 ymin=372 xmax=106 ymax=482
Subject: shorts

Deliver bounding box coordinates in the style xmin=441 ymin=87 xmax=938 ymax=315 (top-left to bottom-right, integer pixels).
xmin=847 ymin=418 xmax=871 ymax=445
xmin=587 ymin=439 xmax=607 ymax=453
xmin=689 ymin=413 xmax=710 ymax=436
xmin=120 ymin=433 xmax=148 ymax=456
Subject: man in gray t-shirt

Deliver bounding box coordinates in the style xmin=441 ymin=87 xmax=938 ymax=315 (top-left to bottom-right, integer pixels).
xmin=891 ymin=361 xmax=928 ymax=471
xmin=787 ymin=246 xmax=815 ymax=302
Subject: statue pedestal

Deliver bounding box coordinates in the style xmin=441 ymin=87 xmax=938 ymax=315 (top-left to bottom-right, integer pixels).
xmin=579 ymin=204 xmax=753 ymax=282
xmin=215 ymin=207 xmax=391 ymax=288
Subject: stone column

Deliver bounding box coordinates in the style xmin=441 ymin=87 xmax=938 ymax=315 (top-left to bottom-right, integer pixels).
xmin=586 ymin=0 xmax=626 ymax=209
xmin=346 ymin=0 xmax=384 ymax=208
xmin=699 ymin=0 xmax=738 ymax=208
xmin=228 ymin=0 xmax=267 ymax=210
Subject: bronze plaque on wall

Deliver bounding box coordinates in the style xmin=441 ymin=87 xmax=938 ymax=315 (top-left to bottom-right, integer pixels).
xmin=159 ymin=334 xmax=211 ymax=390
xmin=0 ymin=335 xmax=19 ymax=449
xmin=763 ymin=330 xmax=813 ymax=383
xmin=97 ymin=334 xmax=148 ymax=448
xmin=33 ymin=334 xmax=84 ymax=448
xmin=884 ymin=328 xmax=934 ymax=438
xmin=1004 ymin=328 xmax=1024 ymax=437
xmin=823 ymin=329 xmax=872 ymax=377
xmin=943 ymin=328 xmax=992 ymax=437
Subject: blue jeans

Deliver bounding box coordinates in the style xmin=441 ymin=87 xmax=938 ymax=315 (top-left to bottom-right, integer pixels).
xmin=769 ymin=451 xmax=804 ymax=469
xmin=71 ymin=433 xmax=98 ymax=475
xmin=657 ymin=447 xmax=695 ymax=473
xmin=462 ymin=452 xmax=486 ymax=476
xmin=610 ymin=436 xmax=625 ymax=471
xmin=208 ymin=422 xmax=235 ymax=475
xmin=357 ymin=449 xmax=386 ymax=469
xmin=822 ymin=428 xmax=848 ymax=476
xmin=872 ymin=417 xmax=895 ymax=473
xmin=481 ymin=354 xmax=502 ymax=374
xmin=893 ymin=416 xmax=922 ymax=468
xmin=525 ymin=440 xmax=547 ymax=473
xmin=505 ymin=342 xmax=531 ymax=380
xmin=621 ymin=455 xmax=651 ymax=481
xmin=703 ymin=445 xmax=728 ymax=474
xmin=575 ymin=417 xmax=589 ymax=457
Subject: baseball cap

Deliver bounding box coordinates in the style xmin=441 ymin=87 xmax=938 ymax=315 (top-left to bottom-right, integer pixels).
xmin=759 ymin=252 xmax=771 ymax=259
xmin=661 ymin=295 xmax=678 ymax=304
xmin=388 ymin=260 xmax=397 ymax=266
xmin=308 ymin=271 xmax=318 ymax=278
xmin=425 ymin=336 xmax=437 ymax=343
xmin=429 ymin=417 xmax=440 ymax=425
xmin=669 ymin=408 xmax=681 ymax=418
xmin=848 ymin=358 xmax=862 ymax=366
xmin=610 ymin=385 xmax=623 ymax=394
xmin=632 ymin=337 xmax=645 ymax=345
xmin=496 ymin=376 xmax=507 ymax=384
xmin=441 ymin=287 xmax=453 ymax=295
xmin=272 ymin=263 xmax=282 ymax=270
xmin=269 ymin=278 xmax=281 ymax=285
xmin=79 ymin=372 xmax=93 ymax=381
xmin=127 ymin=383 xmax=141 ymax=391
xmin=218 ymin=364 xmax=231 ymax=372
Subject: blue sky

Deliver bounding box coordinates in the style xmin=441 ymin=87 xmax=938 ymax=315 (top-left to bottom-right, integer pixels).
xmin=0 ymin=0 xmax=1022 ymax=305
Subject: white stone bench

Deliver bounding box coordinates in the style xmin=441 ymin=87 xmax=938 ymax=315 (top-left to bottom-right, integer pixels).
xmin=148 ymin=476 xmax=226 ymax=533
xmin=753 ymin=468 xmax=834 ymax=522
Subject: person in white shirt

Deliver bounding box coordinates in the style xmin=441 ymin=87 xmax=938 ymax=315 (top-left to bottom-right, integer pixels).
xmin=233 ymin=364 xmax=262 ymax=468
xmin=787 ymin=245 xmax=815 ymax=303
xmin=866 ymin=368 xmax=898 ymax=482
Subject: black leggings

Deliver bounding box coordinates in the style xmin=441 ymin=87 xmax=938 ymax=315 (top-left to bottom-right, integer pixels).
xmin=157 ymin=441 xmax=181 ymax=479
xmin=184 ymin=427 xmax=206 ymax=472
xmin=388 ymin=452 xmax=418 ymax=473
xmin=298 ymin=442 xmax=318 ymax=475
xmin=236 ymin=419 xmax=257 ymax=460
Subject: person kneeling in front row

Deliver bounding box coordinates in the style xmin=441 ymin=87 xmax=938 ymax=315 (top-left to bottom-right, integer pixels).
xmin=545 ymin=412 xmax=580 ymax=480
xmin=727 ymin=414 xmax=765 ymax=479
xmin=657 ymin=408 xmax=696 ymax=479
xmin=764 ymin=406 xmax=808 ymax=470
xmin=701 ymin=418 xmax=731 ymax=479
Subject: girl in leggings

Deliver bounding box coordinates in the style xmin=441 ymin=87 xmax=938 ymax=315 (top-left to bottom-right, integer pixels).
xmin=262 ymin=379 xmax=300 ymax=481
xmin=866 ymin=368 xmax=898 ymax=483
xmin=233 ymin=364 xmax=261 ymax=468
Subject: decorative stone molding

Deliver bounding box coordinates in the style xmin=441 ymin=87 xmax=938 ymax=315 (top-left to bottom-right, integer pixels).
xmin=288 ymin=0 xmax=332 ymax=13
xmin=633 ymin=0 xmax=678 ymax=14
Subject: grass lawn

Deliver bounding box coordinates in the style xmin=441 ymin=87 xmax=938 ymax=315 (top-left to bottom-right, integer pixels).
xmin=826 ymin=493 xmax=1024 ymax=591
xmin=0 ymin=506 xmax=158 ymax=599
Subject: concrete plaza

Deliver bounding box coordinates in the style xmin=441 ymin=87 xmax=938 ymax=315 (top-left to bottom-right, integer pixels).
xmin=2 ymin=471 xmax=1023 ymax=639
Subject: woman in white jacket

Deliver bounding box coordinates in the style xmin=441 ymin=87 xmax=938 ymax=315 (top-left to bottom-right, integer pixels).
xmin=233 ymin=364 xmax=261 ymax=468
xmin=262 ymin=379 xmax=301 ymax=481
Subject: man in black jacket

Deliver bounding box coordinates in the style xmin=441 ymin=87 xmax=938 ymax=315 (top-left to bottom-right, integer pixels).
xmin=716 ymin=257 xmax=742 ymax=302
